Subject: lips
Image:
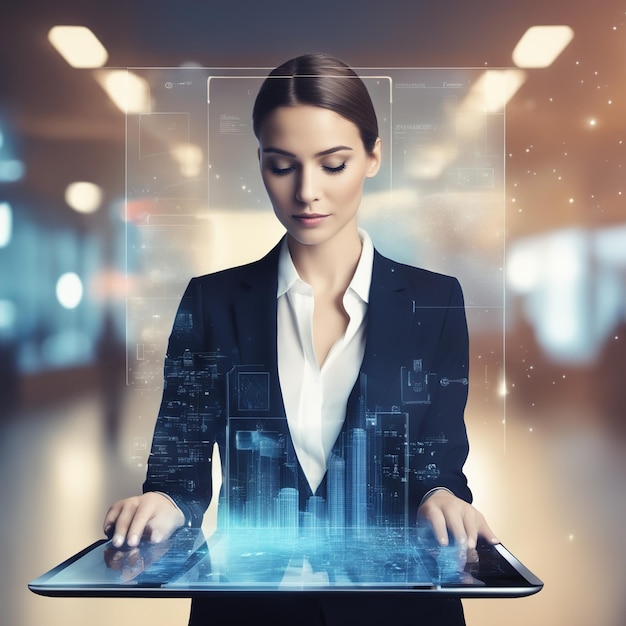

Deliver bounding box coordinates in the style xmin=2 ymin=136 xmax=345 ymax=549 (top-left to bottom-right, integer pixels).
xmin=292 ymin=213 xmax=329 ymax=227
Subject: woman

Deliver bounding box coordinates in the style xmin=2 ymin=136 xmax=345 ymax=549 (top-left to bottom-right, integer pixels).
xmin=104 ymin=53 xmax=498 ymax=625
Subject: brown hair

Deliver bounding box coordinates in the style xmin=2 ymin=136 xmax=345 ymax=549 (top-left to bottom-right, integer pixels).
xmin=252 ymin=53 xmax=379 ymax=153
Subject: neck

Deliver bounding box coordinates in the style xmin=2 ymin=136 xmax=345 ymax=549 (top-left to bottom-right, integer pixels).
xmin=287 ymin=227 xmax=362 ymax=293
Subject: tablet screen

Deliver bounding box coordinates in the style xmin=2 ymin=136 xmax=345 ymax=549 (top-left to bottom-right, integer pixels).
xmin=29 ymin=527 xmax=542 ymax=598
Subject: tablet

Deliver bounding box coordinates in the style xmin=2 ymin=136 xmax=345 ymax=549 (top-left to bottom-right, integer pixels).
xmin=29 ymin=527 xmax=542 ymax=598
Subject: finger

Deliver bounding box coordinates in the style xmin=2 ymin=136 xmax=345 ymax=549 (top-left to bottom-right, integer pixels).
xmin=463 ymin=511 xmax=479 ymax=550
xmin=444 ymin=506 xmax=468 ymax=548
xmin=103 ymin=502 xmax=123 ymax=537
xmin=422 ymin=506 xmax=450 ymax=546
xmin=447 ymin=511 xmax=473 ymax=547
xmin=110 ymin=500 xmax=141 ymax=547
xmin=463 ymin=509 xmax=500 ymax=549
xmin=476 ymin=515 xmax=500 ymax=544
xmin=147 ymin=515 xmax=174 ymax=544
xmin=146 ymin=496 xmax=185 ymax=543
xmin=125 ymin=499 xmax=158 ymax=547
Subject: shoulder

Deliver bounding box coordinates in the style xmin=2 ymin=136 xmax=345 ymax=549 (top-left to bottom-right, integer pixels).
xmin=372 ymin=249 xmax=463 ymax=303
xmin=187 ymin=240 xmax=281 ymax=293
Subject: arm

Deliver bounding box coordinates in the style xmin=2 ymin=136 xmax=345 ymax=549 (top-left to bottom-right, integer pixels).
xmin=104 ymin=278 xmax=226 ymax=545
xmin=411 ymin=277 xmax=498 ymax=547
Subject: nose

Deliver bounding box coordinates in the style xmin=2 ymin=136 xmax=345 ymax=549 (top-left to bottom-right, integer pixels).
xmin=295 ymin=166 xmax=320 ymax=205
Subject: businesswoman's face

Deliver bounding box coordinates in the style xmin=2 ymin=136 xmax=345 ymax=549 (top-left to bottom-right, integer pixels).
xmin=257 ymin=105 xmax=381 ymax=248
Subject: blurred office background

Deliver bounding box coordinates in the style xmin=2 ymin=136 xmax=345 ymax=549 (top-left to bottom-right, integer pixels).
xmin=1 ymin=1 xmax=625 ymax=625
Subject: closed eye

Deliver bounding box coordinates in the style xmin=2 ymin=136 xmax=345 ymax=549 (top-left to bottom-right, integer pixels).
xmin=323 ymin=162 xmax=346 ymax=175
xmin=270 ymin=165 xmax=295 ymax=176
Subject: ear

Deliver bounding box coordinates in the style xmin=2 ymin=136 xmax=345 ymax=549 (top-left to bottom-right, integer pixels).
xmin=257 ymin=146 xmax=261 ymax=163
xmin=365 ymin=137 xmax=382 ymax=178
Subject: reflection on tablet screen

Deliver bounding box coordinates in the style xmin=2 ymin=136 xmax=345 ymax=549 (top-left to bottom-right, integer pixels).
xmin=30 ymin=526 xmax=542 ymax=596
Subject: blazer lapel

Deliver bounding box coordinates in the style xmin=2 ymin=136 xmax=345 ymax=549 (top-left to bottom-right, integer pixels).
xmin=233 ymin=242 xmax=281 ymax=367
xmin=232 ymin=241 xmax=285 ymax=416
xmin=360 ymin=252 xmax=415 ymax=402
xmin=230 ymin=244 xmax=416 ymax=418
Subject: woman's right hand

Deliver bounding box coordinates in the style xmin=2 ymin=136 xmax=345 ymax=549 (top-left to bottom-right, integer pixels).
xmin=103 ymin=492 xmax=185 ymax=548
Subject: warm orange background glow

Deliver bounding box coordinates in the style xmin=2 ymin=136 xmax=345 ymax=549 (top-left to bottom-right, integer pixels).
xmin=1 ymin=3 xmax=624 ymax=626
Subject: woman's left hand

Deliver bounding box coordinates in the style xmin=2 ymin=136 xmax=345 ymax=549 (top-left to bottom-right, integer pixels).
xmin=417 ymin=489 xmax=499 ymax=549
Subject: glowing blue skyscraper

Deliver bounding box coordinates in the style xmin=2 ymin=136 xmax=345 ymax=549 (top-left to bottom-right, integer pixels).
xmin=276 ymin=487 xmax=299 ymax=540
xmin=346 ymin=427 xmax=368 ymax=538
xmin=327 ymin=452 xmax=345 ymax=536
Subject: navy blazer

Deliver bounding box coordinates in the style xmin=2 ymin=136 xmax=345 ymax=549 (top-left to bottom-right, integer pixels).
xmin=143 ymin=239 xmax=473 ymax=526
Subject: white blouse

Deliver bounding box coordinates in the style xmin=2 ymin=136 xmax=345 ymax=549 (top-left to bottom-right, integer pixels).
xmin=276 ymin=230 xmax=373 ymax=493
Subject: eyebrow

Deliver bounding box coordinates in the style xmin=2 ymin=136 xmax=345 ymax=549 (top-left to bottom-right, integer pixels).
xmin=262 ymin=145 xmax=354 ymax=158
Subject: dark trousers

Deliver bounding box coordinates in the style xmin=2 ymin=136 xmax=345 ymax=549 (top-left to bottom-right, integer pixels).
xmin=188 ymin=596 xmax=466 ymax=626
